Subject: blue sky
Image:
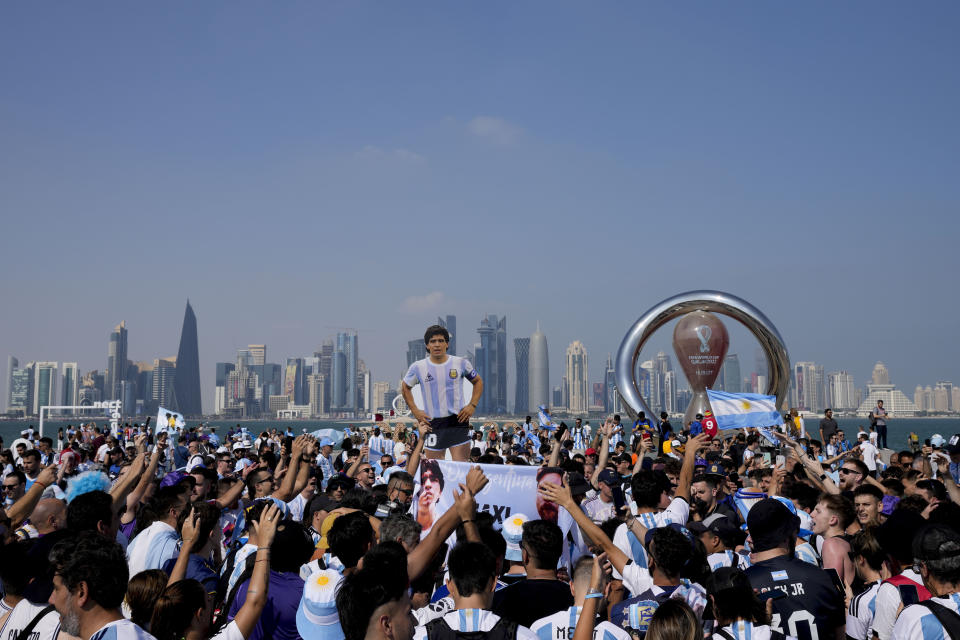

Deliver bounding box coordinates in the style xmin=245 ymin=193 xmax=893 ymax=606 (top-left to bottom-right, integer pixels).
xmin=2 ymin=2 xmax=958 ymax=412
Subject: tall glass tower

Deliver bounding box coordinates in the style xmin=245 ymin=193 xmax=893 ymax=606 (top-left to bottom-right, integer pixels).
xmin=172 ymin=301 xmax=202 ymax=416
xmin=514 ymin=338 xmax=530 ymax=414
xmin=106 ymin=321 xmax=128 ymax=402
xmin=332 ymin=332 xmax=358 ymax=413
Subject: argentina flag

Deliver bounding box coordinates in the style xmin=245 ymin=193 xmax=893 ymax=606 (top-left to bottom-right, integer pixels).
xmin=706 ymin=389 xmax=784 ymax=430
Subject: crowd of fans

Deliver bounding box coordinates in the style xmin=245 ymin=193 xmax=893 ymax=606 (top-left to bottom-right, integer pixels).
xmin=1 ymin=415 xmax=959 ymax=640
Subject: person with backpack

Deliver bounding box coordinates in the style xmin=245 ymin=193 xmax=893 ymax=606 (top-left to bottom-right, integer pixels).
xmin=892 ymin=525 xmax=960 ymax=640
xmin=412 ymin=542 xmax=537 ymax=640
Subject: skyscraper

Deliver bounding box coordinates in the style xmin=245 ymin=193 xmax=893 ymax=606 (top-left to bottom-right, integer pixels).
xmin=10 ymin=364 xmax=33 ymax=416
xmin=284 ymin=358 xmax=305 ymax=404
xmin=565 ymin=341 xmax=589 ymax=413
xmin=603 ymin=354 xmax=616 ymax=412
xmin=793 ymin=362 xmax=819 ymax=411
xmin=248 ymin=345 xmax=266 ymax=366
xmin=32 ymin=362 xmax=59 ymax=415
xmin=214 ymin=362 xmax=235 ymax=415
xmin=827 ymin=371 xmax=856 ymax=410
xmin=514 ymin=337 xmax=530 ymax=414
xmin=438 ymin=315 xmax=457 ymax=355
xmin=406 ymin=339 xmax=426 ymax=368
xmin=5 ymin=356 xmax=18 ymax=412
xmin=61 ymin=362 xmax=79 ymax=406
xmin=475 ymin=315 xmax=507 ymax=414
xmin=172 ymin=301 xmax=202 ymax=416
xmin=529 ymin=323 xmax=549 ymax=410
xmin=106 ymin=321 xmax=128 ymax=402
xmin=153 ymin=359 xmax=177 ymax=409
xmin=317 ymin=341 xmax=334 ymax=414
xmin=307 ymin=373 xmax=326 ymax=417
xmin=871 ymin=362 xmax=890 ymax=386
xmin=721 ymin=355 xmax=741 ymax=393
xmin=332 ymin=331 xmax=358 ymax=413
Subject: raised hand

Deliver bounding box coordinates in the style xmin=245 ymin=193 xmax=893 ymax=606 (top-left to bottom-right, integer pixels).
xmin=418 ymin=421 xmax=432 ymax=439
xmin=251 ymin=503 xmax=281 ymax=547
xmin=465 ymin=466 xmax=489 ymax=495
xmin=452 ymin=484 xmax=477 ymax=521
xmin=538 ymin=479 xmax=573 ymax=509
xmin=36 ymin=464 xmax=57 ymax=488
xmin=181 ymin=506 xmax=201 ymax=551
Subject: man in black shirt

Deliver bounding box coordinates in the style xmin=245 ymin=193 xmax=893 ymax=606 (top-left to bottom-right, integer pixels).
xmin=744 ymin=498 xmax=845 ymax=640
xmin=819 ymin=409 xmax=839 ymax=447
xmin=491 ymin=519 xmax=573 ymax=627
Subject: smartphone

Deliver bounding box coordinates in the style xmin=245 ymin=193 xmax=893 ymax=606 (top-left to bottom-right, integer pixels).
xmin=757 ymin=589 xmax=787 ymax=603
xmin=898 ymin=584 xmax=921 ymax=606
xmin=762 ymin=452 xmax=772 ymax=465
xmin=612 ymin=485 xmax=626 ymax=512
xmin=642 ymin=432 xmax=652 ymax=441
xmin=775 ymin=455 xmax=785 ymax=468
xmin=824 ymin=568 xmax=845 ymax=596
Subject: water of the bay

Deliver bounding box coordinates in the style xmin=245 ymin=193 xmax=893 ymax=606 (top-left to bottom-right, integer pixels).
xmin=1 ymin=416 xmax=957 ymax=451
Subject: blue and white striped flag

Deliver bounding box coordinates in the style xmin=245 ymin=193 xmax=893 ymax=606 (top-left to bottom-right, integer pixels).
xmin=538 ymin=405 xmax=557 ymax=431
xmin=705 ymin=389 xmax=783 ymax=430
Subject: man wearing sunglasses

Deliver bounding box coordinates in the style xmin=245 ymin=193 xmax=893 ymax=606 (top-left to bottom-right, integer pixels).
xmin=2 ymin=471 xmax=25 ymax=507
xmin=838 ymin=459 xmax=869 ymax=495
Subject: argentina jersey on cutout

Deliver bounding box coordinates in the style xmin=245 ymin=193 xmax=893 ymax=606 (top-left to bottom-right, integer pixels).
xmin=403 ymin=355 xmax=478 ymax=419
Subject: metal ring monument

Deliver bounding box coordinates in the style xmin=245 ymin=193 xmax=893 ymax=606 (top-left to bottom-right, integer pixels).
xmin=615 ymin=290 xmax=791 ymax=425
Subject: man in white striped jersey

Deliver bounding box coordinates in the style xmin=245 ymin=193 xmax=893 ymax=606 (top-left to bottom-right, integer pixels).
xmin=401 ymin=325 xmax=484 ymax=462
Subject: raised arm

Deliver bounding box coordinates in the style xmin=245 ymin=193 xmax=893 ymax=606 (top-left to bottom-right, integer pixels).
xmin=549 ymin=427 xmax=568 ymax=468
xmin=633 ymin=436 xmax=653 ymax=474
xmin=271 ymin=435 xmax=305 ymax=501
xmin=8 ymin=464 xmax=57 ymax=527
xmin=573 ymin=557 xmax=602 ymax=640
xmin=538 ymin=480 xmax=630 ymax=575
xmin=124 ymin=441 xmax=162 ymax=522
xmin=592 ymin=420 xmax=613 ymax=489
xmin=110 ymin=452 xmax=147 ymax=513
xmin=232 ymin=504 xmax=280 ymax=638
xmin=675 ymin=433 xmax=708 ymax=501
xmin=405 ymin=422 xmax=432 ymax=476
xmin=168 ymin=506 xmax=200 ymax=585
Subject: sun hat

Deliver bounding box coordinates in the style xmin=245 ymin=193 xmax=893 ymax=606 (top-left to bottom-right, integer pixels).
xmin=502 ymin=513 xmax=529 ymax=561
xmin=296 ymin=568 xmax=345 ymax=640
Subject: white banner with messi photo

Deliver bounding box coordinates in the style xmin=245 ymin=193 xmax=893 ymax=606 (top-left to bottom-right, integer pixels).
xmin=411 ymin=459 xmax=573 ymax=541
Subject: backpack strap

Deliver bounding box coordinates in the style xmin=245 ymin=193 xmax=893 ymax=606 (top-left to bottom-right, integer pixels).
xmin=487 ymin=615 xmax=519 ymax=640
xmin=713 ymin=629 xmax=736 ymax=640
xmin=15 ymin=604 xmax=56 ymax=640
xmin=918 ymin=600 xmax=960 ymax=640
xmin=425 ymin=617 xmax=455 ymax=640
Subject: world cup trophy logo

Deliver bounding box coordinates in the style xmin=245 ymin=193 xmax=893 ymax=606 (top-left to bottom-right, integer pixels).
xmin=673 ymin=311 xmax=729 ymax=427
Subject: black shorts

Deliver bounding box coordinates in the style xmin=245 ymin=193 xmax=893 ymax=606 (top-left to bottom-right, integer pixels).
xmin=425 ymin=415 xmax=471 ymax=451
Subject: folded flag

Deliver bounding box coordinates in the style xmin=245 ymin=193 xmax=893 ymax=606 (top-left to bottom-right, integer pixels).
xmin=705 ymin=389 xmax=783 ymax=430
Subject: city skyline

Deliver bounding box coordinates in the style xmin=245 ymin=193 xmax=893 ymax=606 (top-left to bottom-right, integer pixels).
xmin=5 ymin=305 xmax=958 ymax=417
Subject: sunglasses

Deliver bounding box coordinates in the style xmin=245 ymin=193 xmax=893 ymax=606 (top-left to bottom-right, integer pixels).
xmin=839 ymin=468 xmax=860 ymax=475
